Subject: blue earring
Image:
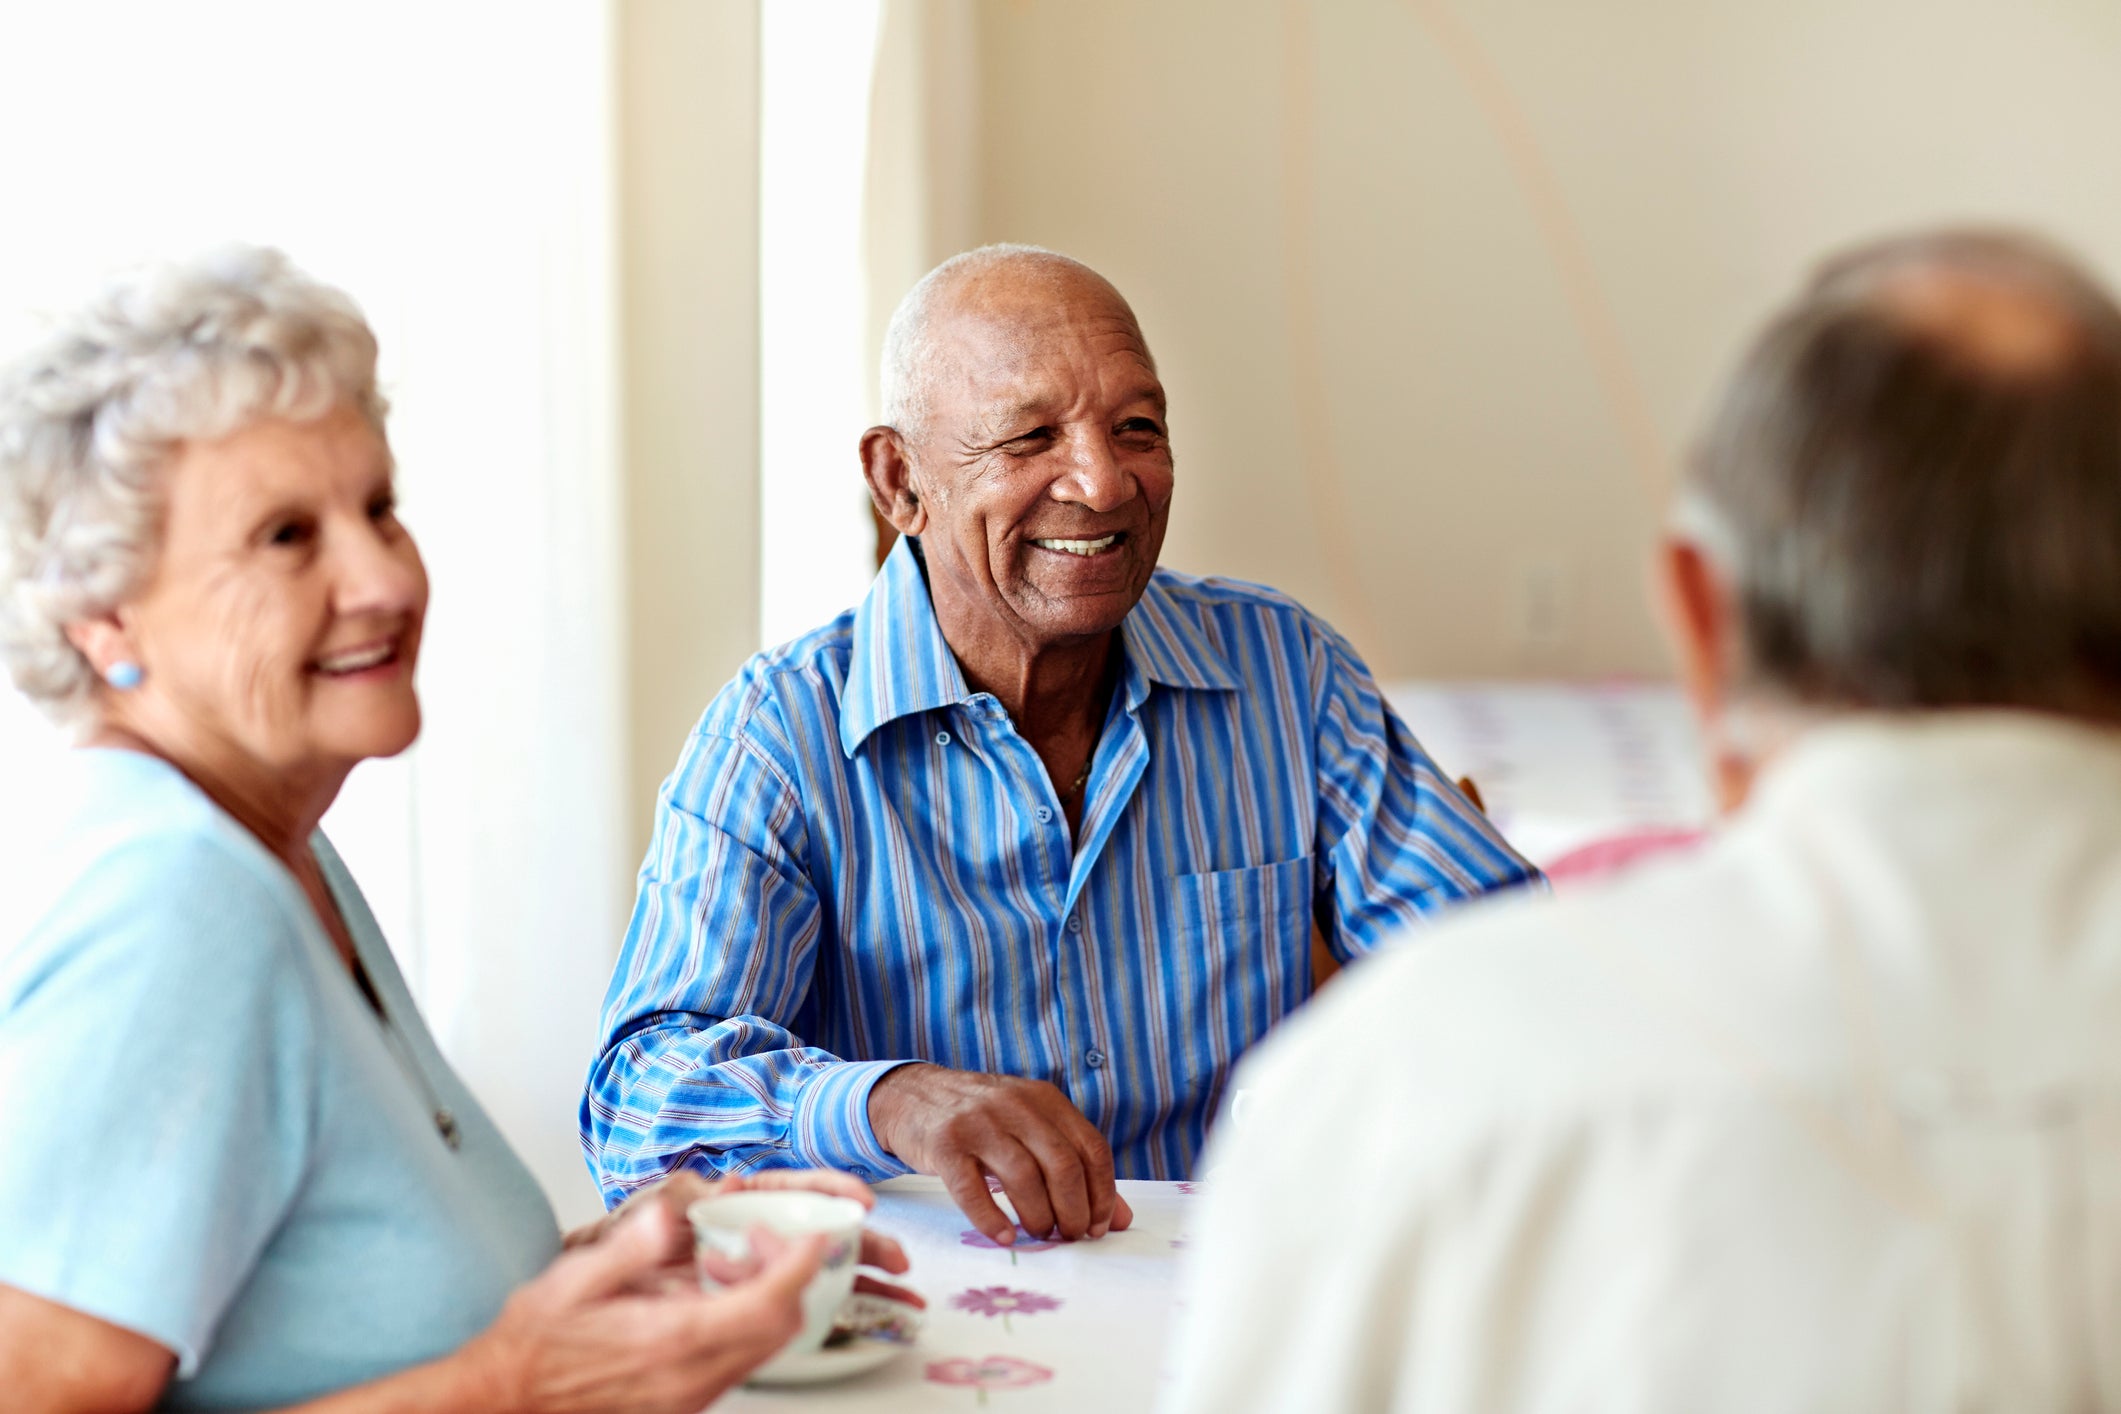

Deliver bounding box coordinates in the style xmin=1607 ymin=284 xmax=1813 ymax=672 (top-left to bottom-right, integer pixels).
xmin=104 ymin=661 xmax=144 ymax=691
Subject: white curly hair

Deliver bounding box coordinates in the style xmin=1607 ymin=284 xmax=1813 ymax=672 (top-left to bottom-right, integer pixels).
xmin=0 ymin=245 xmax=386 ymax=728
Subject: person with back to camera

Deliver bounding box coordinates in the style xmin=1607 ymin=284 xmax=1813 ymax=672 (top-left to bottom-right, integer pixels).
xmin=0 ymin=247 xmax=913 ymax=1412
xmin=1166 ymin=228 xmax=2121 ymax=1411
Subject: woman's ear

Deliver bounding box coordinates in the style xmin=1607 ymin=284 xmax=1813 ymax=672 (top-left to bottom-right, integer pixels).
xmin=62 ymin=612 xmax=137 ymax=684
xmin=859 ymin=426 xmax=928 ymax=537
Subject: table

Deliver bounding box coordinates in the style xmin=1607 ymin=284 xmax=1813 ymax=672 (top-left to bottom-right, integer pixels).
xmin=722 ymin=1177 xmax=1195 ymax=1411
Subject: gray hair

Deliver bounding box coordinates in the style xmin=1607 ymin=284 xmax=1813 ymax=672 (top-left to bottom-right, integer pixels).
xmin=1682 ymin=227 xmax=2121 ymax=716
xmin=879 ymin=243 xmax=1146 ymax=442
xmin=0 ymin=245 xmax=386 ymax=727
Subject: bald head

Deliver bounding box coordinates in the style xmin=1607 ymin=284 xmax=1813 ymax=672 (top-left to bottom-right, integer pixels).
xmin=1681 ymin=226 xmax=2121 ymax=717
xmin=880 ymin=245 xmax=1154 ymax=444
xmin=1811 ymin=229 xmax=2121 ymax=381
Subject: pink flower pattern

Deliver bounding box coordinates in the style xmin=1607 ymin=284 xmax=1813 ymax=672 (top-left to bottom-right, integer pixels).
xmin=927 ymin=1355 xmax=1055 ymax=1404
xmin=951 ymin=1285 xmax=1063 ymax=1333
xmin=960 ymin=1227 xmax=1063 ymax=1266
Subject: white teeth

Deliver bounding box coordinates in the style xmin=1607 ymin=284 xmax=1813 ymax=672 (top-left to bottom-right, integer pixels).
xmin=1033 ymin=535 xmax=1119 ymax=556
xmin=317 ymin=643 xmax=393 ymax=674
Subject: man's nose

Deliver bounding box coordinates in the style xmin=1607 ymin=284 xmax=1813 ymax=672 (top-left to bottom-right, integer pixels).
xmin=1053 ymin=430 xmax=1135 ymax=513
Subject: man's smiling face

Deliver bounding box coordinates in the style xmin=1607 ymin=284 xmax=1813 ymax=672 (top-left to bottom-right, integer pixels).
xmin=902 ymin=267 xmax=1174 ymax=651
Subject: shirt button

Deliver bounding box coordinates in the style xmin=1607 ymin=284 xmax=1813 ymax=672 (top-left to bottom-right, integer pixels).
xmin=935 ymin=730 xmax=951 ymax=746
xmin=1035 ymin=805 xmax=1053 ymax=823
xmin=1086 ymin=1049 xmax=1107 ymax=1070
xmin=1067 ymin=914 xmax=1082 ymax=934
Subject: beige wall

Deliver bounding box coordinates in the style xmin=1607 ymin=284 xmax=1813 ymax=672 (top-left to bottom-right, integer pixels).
xmin=874 ymin=0 xmax=2121 ymax=679
xmin=618 ymin=0 xmax=762 ymax=860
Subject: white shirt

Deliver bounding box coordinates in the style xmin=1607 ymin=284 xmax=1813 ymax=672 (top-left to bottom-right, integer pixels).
xmin=1165 ymin=713 xmax=2121 ymax=1413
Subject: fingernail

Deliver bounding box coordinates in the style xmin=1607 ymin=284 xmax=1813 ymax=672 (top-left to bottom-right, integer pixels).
xmin=994 ymin=1227 xmax=1015 ymax=1245
xmin=1091 ymin=1221 xmax=1109 ymax=1238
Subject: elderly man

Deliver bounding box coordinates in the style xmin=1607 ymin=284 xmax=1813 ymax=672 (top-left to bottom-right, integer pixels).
xmin=1165 ymin=228 xmax=2121 ymax=1411
xmin=582 ymin=246 xmax=1535 ymax=1242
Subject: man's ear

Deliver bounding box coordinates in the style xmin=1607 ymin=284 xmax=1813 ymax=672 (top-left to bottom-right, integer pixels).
xmin=1652 ymin=535 xmax=1736 ymax=722
xmin=860 ymin=426 xmax=928 ymax=537
xmin=1653 ymin=535 xmax=1759 ymax=813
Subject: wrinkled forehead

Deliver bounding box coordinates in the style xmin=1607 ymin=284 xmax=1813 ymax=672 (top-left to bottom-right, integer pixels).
xmin=925 ymin=276 xmax=1163 ymax=431
xmin=173 ymin=406 xmax=393 ymax=514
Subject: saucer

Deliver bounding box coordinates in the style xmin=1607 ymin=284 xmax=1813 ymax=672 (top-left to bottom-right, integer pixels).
xmin=747 ymin=1293 xmax=925 ymax=1388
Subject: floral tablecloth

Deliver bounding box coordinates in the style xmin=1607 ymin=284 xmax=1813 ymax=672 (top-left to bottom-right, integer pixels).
xmin=720 ymin=1177 xmax=1194 ymax=1411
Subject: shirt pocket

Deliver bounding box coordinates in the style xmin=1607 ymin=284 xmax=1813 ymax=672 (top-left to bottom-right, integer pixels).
xmin=1165 ymin=855 xmax=1315 ymax=1092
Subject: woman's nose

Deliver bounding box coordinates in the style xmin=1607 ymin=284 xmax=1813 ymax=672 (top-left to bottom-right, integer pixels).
xmin=335 ymin=519 xmax=427 ymax=616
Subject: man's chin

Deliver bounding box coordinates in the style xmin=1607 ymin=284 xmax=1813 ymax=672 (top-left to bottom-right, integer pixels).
xmin=1013 ymin=588 xmax=1146 ymax=645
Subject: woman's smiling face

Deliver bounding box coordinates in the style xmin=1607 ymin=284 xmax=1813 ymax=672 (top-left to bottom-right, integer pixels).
xmin=112 ymin=402 xmax=428 ymax=779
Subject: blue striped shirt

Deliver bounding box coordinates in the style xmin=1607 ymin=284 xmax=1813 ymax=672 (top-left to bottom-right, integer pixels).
xmin=581 ymin=539 xmax=1537 ymax=1200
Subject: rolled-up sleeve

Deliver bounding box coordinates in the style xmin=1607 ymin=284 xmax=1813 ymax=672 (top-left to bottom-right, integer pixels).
xmin=1310 ymin=625 xmax=1542 ymax=958
xmin=579 ymin=727 xmax=913 ymax=1205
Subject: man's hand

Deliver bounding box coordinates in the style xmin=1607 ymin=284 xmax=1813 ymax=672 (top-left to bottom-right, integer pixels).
xmin=868 ymin=1064 xmax=1134 ymax=1245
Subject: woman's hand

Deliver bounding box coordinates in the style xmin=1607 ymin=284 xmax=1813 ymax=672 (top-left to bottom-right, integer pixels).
xmin=568 ymin=1168 xmax=923 ymax=1308
xmin=465 ymin=1203 xmax=822 ymax=1414
xmin=565 ymin=1167 xmax=871 ymax=1247
xmin=0 ymin=1174 xmax=919 ymax=1414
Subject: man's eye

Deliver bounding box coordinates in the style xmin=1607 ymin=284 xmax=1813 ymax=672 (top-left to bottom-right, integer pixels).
xmin=1119 ymin=418 xmax=1164 ymax=438
xmin=1002 ymin=427 xmax=1054 ymax=451
xmin=368 ymin=494 xmax=398 ymax=523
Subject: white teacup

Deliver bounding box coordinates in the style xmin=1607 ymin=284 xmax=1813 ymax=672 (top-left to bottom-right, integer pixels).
xmin=688 ymin=1190 xmax=867 ymax=1358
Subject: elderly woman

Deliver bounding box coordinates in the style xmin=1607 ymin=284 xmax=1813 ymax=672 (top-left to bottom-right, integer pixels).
xmin=0 ymin=248 xmax=910 ymax=1412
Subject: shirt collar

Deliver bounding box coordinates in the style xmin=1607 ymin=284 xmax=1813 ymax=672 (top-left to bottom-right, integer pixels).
xmin=840 ymin=537 xmax=972 ymax=757
xmin=839 ymin=537 xmax=1241 ymax=757
xmin=1750 ymin=709 xmax=2121 ymax=822
xmin=1118 ymin=569 xmax=1243 ymax=702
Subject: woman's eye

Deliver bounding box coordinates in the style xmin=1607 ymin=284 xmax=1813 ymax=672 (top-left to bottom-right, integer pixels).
xmin=268 ymin=520 xmax=314 ymax=547
xmin=368 ymin=495 xmax=398 ymax=523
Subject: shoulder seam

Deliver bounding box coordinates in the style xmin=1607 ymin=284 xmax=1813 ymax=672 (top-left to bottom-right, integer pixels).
xmin=684 ymin=729 xmax=807 ymax=815
xmin=703 ymin=639 xmax=855 ymax=742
